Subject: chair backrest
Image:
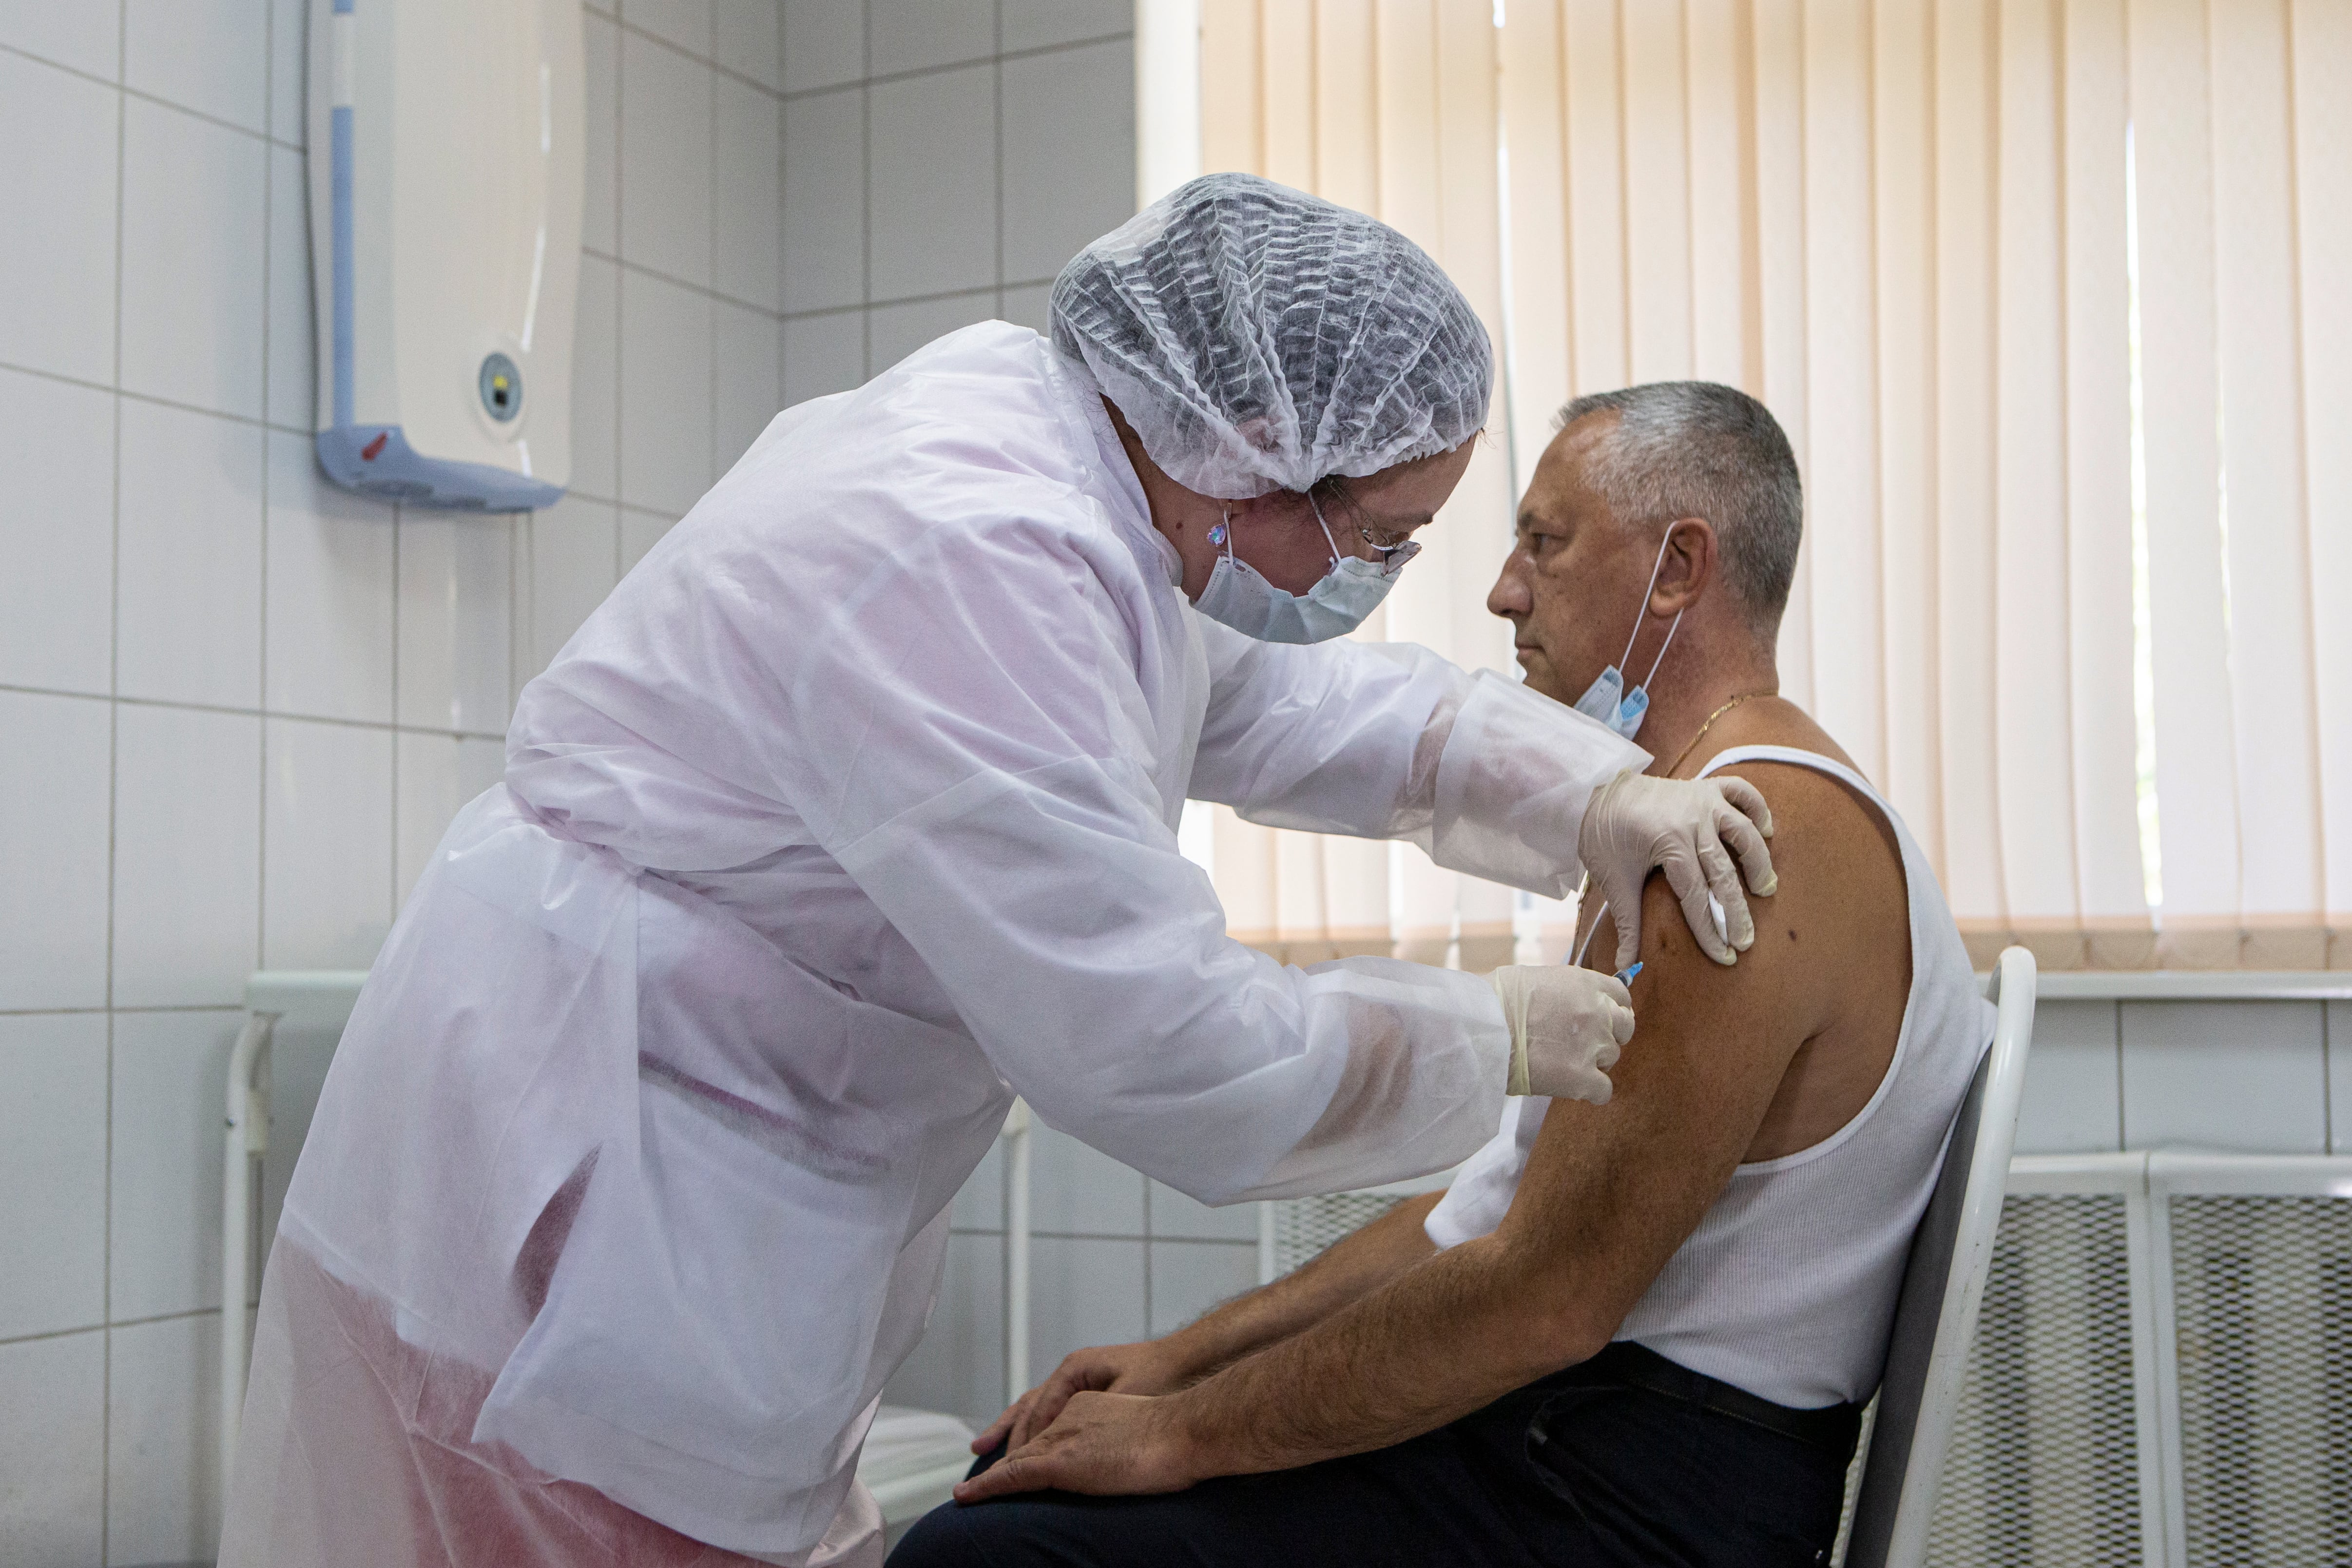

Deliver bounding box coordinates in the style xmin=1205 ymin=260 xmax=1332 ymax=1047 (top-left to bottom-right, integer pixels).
xmin=1841 ymin=945 xmax=2038 ymax=1568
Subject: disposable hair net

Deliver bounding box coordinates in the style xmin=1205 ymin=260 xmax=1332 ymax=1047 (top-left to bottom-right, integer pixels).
xmin=1049 ymin=173 xmax=1494 ymax=499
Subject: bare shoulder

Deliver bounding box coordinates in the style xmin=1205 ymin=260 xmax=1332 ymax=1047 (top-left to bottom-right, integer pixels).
xmin=1711 ymin=759 xmax=1906 ymax=929
xmin=1664 ymin=696 xmax=1907 ymax=942
xmin=1592 ymin=755 xmax=1902 ymax=1088
xmin=1598 ymin=751 xmax=1910 ymax=1121
xmin=1612 ymin=756 xmax=1904 ymax=980
xmin=1694 ymin=755 xmax=1912 ymax=1159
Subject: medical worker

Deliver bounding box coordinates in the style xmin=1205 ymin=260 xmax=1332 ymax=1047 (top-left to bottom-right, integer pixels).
xmin=220 ymin=175 xmax=1776 ymax=1568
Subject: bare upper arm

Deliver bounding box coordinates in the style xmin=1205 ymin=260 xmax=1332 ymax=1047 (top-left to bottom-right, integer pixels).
xmin=1486 ymin=762 xmax=1909 ymax=1352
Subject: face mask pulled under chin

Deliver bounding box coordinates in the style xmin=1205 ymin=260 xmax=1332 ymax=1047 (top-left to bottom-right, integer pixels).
xmin=1571 ymin=532 xmax=1684 ymax=740
xmin=1190 ymin=500 xmax=1410 ymax=645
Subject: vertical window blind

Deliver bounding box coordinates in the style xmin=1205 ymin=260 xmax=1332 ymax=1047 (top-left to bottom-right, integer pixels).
xmin=1188 ymin=0 xmax=2348 ymax=971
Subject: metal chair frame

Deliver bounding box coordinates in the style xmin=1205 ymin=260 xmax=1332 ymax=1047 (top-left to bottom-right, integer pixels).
xmin=1839 ymin=945 xmax=2039 ymax=1568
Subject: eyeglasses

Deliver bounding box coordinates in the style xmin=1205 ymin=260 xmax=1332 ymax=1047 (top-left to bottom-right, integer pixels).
xmin=1312 ymin=487 xmax=1423 ymax=565
xmin=1355 ymin=523 xmax=1421 ymax=571
xmin=1284 ymin=492 xmax=1425 ymax=574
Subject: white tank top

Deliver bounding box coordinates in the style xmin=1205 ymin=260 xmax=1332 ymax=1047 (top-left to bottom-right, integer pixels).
xmin=1424 ymin=745 xmax=1992 ymax=1409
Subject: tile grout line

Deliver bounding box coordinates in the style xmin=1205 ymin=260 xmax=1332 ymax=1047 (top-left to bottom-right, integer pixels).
xmin=515 ymin=511 xmax=532 ymax=719
xmin=859 ymin=3 xmax=873 ymax=381
xmin=0 ymin=683 xmax=508 ymax=741
xmin=706 ymin=46 xmax=720 ymax=528
xmin=2114 ymin=999 xmax=2126 ymax=1151
xmin=0 ymin=1306 xmax=231 ymax=1355
xmin=608 ymin=14 xmax=786 ymax=106
xmin=993 ymin=4 xmax=1006 ymax=328
xmin=102 ymin=4 xmax=127 ymax=1548
xmin=1001 ymin=1126 xmax=1015 ymax=1384
xmin=846 ymin=281 xmax=1052 ymax=326
xmin=0 ymin=359 xmax=334 ymax=442
xmin=0 ymin=1005 xmax=243 ymax=1019
xmin=0 ymin=1321 xmax=112 ymax=1354
xmin=257 ymin=0 xmax=278 ymax=993
xmin=1140 ymin=1165 xmax=1154 ymax=1330
xmin=0 ymin=39 xmax=307 ymax=156
xmin=611 ymin=28 xmax=628 ymax=556
xmin=771 ymin=277 xmax=1060 ymax=324
xmin=390 ymin=504 xmax=404 ymax=927
xmin=771 ymin=8 xmax=788 ymax=397
xmin=776 ymin=31 xmax=1137 ymax=102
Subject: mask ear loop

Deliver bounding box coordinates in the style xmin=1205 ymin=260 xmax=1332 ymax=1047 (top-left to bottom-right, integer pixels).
xmin=1573 ymin=529 xmax=1691 ymax=970
xmin=1620 ymin=527 xmax=1686 ymax=689
xmin=1307 ymin=492 xmax=1344 ymax=567
xmin=1638 ymin=608 xmax=1684 ymax=689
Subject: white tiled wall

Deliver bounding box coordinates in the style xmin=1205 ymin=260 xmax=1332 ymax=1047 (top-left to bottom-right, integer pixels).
xmin=2121 ymin=1001 xmax=2331 ymax=1152
xmin=885 ymin=1124 xmax=1264 ymax=1432
xmin=775 ymin=0 xmax=1137 ymax=407
xmin=0 ymin=0 xmax=806 ymax=1556
xmin=2009 ymin=997 xmax=2341 ymax=1157
xmin=2010 ymin=999 xmax=2124 ymax=1154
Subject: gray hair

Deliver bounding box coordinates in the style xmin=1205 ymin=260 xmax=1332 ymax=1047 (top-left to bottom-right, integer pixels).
xmin=1556 ymin=382 xmax=1803 ymax=640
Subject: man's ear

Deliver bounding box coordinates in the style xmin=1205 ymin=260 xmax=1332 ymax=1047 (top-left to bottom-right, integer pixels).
xmin=1650 ymin=519 xmax=1716 ymax=616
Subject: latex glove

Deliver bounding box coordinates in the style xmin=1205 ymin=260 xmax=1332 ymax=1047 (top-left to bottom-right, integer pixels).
xmin=1490 ymin=966 xmax=1636 ymax=1103
xmin=1579 ymin=769 xmax=1776 ymax=971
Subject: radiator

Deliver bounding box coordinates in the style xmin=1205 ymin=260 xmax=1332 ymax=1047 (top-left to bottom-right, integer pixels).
xmin=1921 ymin=1159 xmax=2163 ymax=1567
xmin=1926 ymin=1154 xmax=2352 ymax=1567
xmin=1261 ymin=1190 xmax=1405 ymax=1279
xmin=1267 ymin=1152 xmax=2352 ymax=1567
xmin=1255 ymin=1168 xmax=1456 ymax=1284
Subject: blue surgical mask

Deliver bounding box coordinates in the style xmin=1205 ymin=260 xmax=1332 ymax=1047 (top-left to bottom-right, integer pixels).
xmin=1192 ymin=497 xmax=1419 ymax=645
xmin=1572 ymin=533 xmax=1684 ymax=740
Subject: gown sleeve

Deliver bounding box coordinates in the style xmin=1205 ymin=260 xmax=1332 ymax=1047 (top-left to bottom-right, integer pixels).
xmin=754 ymin=507 xmax=1508 ymax=1203
xmin=1190 ymin=614 xmax=1650 ymax=898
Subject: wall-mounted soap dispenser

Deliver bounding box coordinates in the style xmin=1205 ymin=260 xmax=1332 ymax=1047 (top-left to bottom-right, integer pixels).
xmin=310 ymin=0 xmax=584 ymax=510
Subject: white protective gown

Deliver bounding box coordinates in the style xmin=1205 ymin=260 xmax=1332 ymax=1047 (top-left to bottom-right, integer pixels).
xmin=228 ymin=323 xmax=1647 ymax=1560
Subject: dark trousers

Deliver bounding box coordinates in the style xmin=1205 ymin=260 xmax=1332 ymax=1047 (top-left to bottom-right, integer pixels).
xmin=888 ymin=1343 xmax=1862 ymax=1568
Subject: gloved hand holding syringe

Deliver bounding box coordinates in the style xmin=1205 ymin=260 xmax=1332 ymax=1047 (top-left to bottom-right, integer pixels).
xmin=1486 ymin=964 xmax=1633 ymax=1103
xmin=1487 ymin=885 xmax=1725 ymax=1103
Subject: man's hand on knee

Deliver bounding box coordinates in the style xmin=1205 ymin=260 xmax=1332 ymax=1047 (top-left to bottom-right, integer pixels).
xmin=977 ymin=1341 xmax=1195 ymax=1456
xmin=956 ymin=1393 xmax=1202 ymax=1504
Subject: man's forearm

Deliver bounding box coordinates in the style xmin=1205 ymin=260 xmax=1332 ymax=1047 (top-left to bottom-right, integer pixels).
xmin=1161 ymin=1229 xmax=1577 ymax=1476
xmin=1156 ymin=1194 xmax=1442 ymax=1381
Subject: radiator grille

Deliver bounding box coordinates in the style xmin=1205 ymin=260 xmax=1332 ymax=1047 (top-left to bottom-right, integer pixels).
xmin=2169 ymin=1195 xmax=2352 ymax=1568
xmin=1920 ymin=1193 xmax=2143 ymax=1568
xmin=1267 ymin=1193 xmax=1402 ymax=1278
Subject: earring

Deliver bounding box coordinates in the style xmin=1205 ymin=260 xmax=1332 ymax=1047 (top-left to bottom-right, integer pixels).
xmin=1207 ymin=511 xmax=1229 ymax=547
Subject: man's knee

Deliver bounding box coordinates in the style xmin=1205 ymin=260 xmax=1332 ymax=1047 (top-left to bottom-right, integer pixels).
xmin=888 ymin=1498 xmax=1067 ymax=1568
xmin=886 ymin=1502 xmax=971 ymax=1567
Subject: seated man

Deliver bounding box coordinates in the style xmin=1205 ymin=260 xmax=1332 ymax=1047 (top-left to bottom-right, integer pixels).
xmin=890 ymin=383 xmax=1992 ymax=1568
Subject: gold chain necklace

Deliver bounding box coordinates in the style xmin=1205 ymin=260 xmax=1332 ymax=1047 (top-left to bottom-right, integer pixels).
xmin=1569 ymin=691 xmax=1777 ymax=935
xmin=1662 ymin=691 xmax=1774 ymax=778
